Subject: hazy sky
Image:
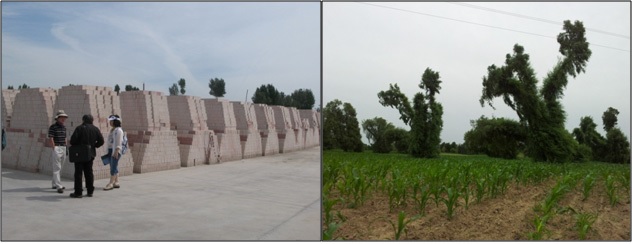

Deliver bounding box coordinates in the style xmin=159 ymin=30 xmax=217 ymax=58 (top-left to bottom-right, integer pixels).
xmin=324 ymin=2 xmax=630 ymax=144
xmin=2 ymin=2 xmax=320 ymax=105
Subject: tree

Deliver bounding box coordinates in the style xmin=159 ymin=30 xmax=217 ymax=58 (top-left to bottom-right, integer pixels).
xmin=604 ymin=128 xmax=630 ymax=164
xmin=378 ymin=67 xmax=444 ymax=158
xmin=290 ymin=89 xmax=316 ymax=109
xmin=361 ymin=117 xmax=395 ymax=153
xmin=209 ymin=78 xmax=226 ymax=97
xmin=168 ymin=83 xmax=179 ymax=96
xmin=384 ymin=127 xmax=409 ymax=154
xmin=479 ymin=20 xmax=591 ymax=163
xmin=18 ymin=84 xmax=29 ymax=89
xmin=7 ymin=86 xmax=13 ymax=90
xmin=252 ymin=84 xmax=285 ymax=105
xmin=572 ymin=116 xmax=605 ymax=161
xmin=125 ymin=85 xmax=140 ymax=91
xmin=178 ymin=78 xmax=186 ymax=95
xmin=114 ymin=84 xmax=120 ymax=95
xmin=602 ymin=107 xmax=619 ymax=132
xmin=323 ymin=99 xmax=363 ymax=152
xmin=463 ymin=116 xmax=527 ymax=159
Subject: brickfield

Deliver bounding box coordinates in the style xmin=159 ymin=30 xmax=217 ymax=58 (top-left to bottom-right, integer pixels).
xmin=1 ymin=85 xmax=320 ymax=180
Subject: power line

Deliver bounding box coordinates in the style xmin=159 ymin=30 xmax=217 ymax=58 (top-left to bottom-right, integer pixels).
xmin=449 ymin=2 xmax=630 ymax=40
xmin=356 ymin=2 xmax=629 ymax=52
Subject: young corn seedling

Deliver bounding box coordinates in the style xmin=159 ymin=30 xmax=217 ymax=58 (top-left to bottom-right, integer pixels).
xmin=581 ymin=174 xmax=595 ymax=201
xmin=413 ymin=184 xmax=431 ymax=216
xmin=388 ymin=211 xmax=421 ymax=240
xmin=475 ymin=177 xmax=486 ymax=204
xmin=528 ymin=212 xmax=552 ymax=240
xmin=575 ymin=212 xmax=597 ymax=240
xmin=441 ymin=186 xmax=460 ymax=220
xmin=605 ymin=175 xmax=618 ymax=206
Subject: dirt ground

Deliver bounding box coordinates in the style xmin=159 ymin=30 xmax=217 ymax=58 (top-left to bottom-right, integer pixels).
xmin=327 ymin=179 xmax=631 ymax=240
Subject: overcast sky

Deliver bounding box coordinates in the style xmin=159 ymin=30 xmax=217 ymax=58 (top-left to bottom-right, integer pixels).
xmin=324 ymin=2 xmax=630 ymax=144
xmin=2 ymin=2 xmax=320 ymax=105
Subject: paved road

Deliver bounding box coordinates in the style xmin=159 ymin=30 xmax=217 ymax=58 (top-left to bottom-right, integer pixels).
xmin=1 ymin=147 xmax=321 ymax=241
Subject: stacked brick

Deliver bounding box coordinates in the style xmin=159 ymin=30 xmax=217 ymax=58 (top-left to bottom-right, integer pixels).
xmin=202 ymin=98 xmax=242 ymax=162
xmin=167 ymin=95 xmax=219 ymax=167
xmin=288 ymin=107 xmax=306 ymax=150
xmin=253 ymin=104 xmax=279 ymax=156
xmin=1 ymin=89 xmax=20 ymax=127
xmin=120 ymin=91 xmax=180 ymax=173
xmin=51 ymin=85 xmax=133 ymax=180
xmin=299 ymin=109 xmax=320 ymax=148
xmin=2 ymin=88 xmax=57 ymax=172
xmin=270 ymin=105 xmax=300 ymax=153
xmin=231 ymin=102 xmax=263 ymax=159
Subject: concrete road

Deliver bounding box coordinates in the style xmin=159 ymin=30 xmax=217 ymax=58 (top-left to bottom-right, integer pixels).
xmin=1 ymin=147 xmax=321 ymax=241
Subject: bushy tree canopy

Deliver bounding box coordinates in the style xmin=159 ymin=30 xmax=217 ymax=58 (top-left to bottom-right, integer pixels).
xmin=361 ymin=117 xmax=395 ymax=153
xmin=323 ymin=99 xmax=363 ymax=152
xmin=209 ymin=78 xmax=226 ymax=97
xmin=463 ymin=116 xmax=526 ymax=159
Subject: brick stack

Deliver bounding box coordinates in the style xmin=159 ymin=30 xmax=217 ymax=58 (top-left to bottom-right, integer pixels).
xmin=120 ymin=91 xmax=180 ymax=173
xmin=270 ymin=105 xmax=300 ymax=153
xmin=2 ymin=88 xmax=57 ymax=172
xmin=1 ymin=89 xmax=20 ymax=127
xmin=231 ymin=102 xmax=263 ymax=159
xmin=288 ymin=107 xmax=306 ymax=150
xmin=51 ymin=85 xmax=133 ymax=180
xmin=254 ymin=104 xmax=279 ymax=156
xmin=299 ymin=109 xmax=320 ymax=148
xmin=202 ymin=98 xmax=242 ymax=162
xmin=167 ymin=95 xmax=219 ymax=167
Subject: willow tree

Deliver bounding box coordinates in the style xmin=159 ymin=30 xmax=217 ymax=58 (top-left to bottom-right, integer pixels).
xmin=479 ymin=20 xmax=591 ymax=163
xmin=378 ymin=68 xmax=443 ymax=158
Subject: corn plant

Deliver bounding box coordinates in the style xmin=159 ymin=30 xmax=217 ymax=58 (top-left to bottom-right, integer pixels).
xmin=388 ymin=211 xmax=421 ymax=240
xmin=475 ymin=177 xmax=486 ymax=203
xmin=441 ymin=186 xmax=460 ymax=220
xmin=575 ymin=212 xmax=596 ymax=240
xmin=412 ymin=182 xmax=431 ymax=216
xmin=581 ymin=174 xmax=595 ymax=201
xmin=528 ymin=212 xmax=552 ymax=240
xmin=605 ymin=175 xmax=618 ymax=206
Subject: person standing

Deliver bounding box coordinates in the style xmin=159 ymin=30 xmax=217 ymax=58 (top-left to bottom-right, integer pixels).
xmin=104 ymin=115 xmax=123 ymax=190
xmin=69 ymin=114 xmax=104 ymax=198
xmin=48 ymin=110 xmax=69 ymax=194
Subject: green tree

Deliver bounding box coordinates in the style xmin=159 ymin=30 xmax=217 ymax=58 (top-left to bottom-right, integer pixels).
xmin=290 ymin=89 xmax=316 ymax=109
xmin=479 ymin=20 xmax=591 ymax=163
xmin=384 ymin=127 xmax=409 ymax=154
xmin=178 ymin=78 xmax=186 ymax=95
xmin=463 ymin=116 xmax=527 ymax=159
xmin=125 ymin=85 xmax=140 ymax=91
xmin=7 ymin=86 xmax=13 ymax=90
xmin=604 ymin=128 xmax=630 ymax=164
xmin=378 ymin=68 xmax=443 ymax=158
xmin=114 ymin=84 xmax=120 ymax=95
xmin=252 ymin=84 xmax=285 ymax=105
xmin=18 ymin=84 xmax=29 ymax=89
xmin=323 ymin=99 xmax=363 ymax=152
xmin=572 ymin=116 xmax=606 ymax=160
xmin=168 ymin=83 xmax=179 ymax=96
xmin=602 ymin=107 xmax=619 ymax=132
xmin=209 ymin=78 xmax=226 ymax=97
xmin=361 ymin=117 xmax=395 ymax=153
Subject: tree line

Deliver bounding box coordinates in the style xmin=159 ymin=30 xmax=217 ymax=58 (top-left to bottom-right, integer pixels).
xmin=323 ymin=20 xmax=630 ymax=164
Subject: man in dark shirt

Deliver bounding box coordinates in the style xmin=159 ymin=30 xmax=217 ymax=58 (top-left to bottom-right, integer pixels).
xmin=48 ymin=110 xmax=69 ymax=193
xmin=69 ymin=114 xmax=104 ymax=198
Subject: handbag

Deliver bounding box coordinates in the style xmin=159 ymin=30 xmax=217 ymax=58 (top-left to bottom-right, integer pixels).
xmin=101 ymin=153 xmax=111 ymax=165
xmin=68 ymin=144 xmax=92 ymax=163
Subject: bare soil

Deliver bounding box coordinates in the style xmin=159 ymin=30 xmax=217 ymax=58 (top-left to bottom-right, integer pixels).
xmin=327 ymin=179 xmax=631 ymax=240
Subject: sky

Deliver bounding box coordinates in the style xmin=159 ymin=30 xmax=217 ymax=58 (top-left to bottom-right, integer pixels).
xmin=324 ymin=2 xmax=631 ymax=144
xmin=2 ymin=2 xmax=320 ymax=106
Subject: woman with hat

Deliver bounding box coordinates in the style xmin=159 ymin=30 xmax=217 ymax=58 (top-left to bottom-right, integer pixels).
xmin=104 ymin=115 xmax=124 ymax=190
xmin=48 ymin=110 xmax=69 ymax=193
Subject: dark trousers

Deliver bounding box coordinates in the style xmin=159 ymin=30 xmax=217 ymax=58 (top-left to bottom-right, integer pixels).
xmin=73 ymin=158 xmax=94 ymax=195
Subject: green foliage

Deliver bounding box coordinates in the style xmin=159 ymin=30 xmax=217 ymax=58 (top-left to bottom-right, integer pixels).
xmin=125 ymin=85 xmax=140 ymax=91
xmin=378 ymin=68 xmax=443 ymax=158
xmin=575 ymin=212 xmax=597 ymax=240
xmin=362 ymin=117 xmax=396 ymax=153
xmin=168 ymin=83 xmax=179 ymax=96
xmin=581 ymin=174 xmax=595 ymax=201
xmin=252 ymin=84 xmax=286 ymax=105
xmin=209 ymin=77 xmax=226 ymax=97
xmin=463 ymin=116 xmax=526 ymax=159
xmin=18 ymin=83 xmax=30 ymax=89
xmin=602 ymin=107 xmax=619 ymax=132
xmin=289 ymin=88 xmax=315 ymax=109
xmin=604 ymin=127 xmax=630 ymax=164
xmin=178 ymin=78 xmax=186 ymax=95
xmin=572 ymin=116 xmax=606 ymax=161
xmin=385 ymin=127 xmax=409 ymax=153
xmin=7 ymin=85 xmax=14 ymax=90
xmin=323 ymin=99 xmax=363 ymax=152
xmin=114 ymin=84 xmax=120 ymax=95
xmin=388 ymin=211 xmax=420 ymax=240
xmin=479 ymin=20 xmax=591 ymax=163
